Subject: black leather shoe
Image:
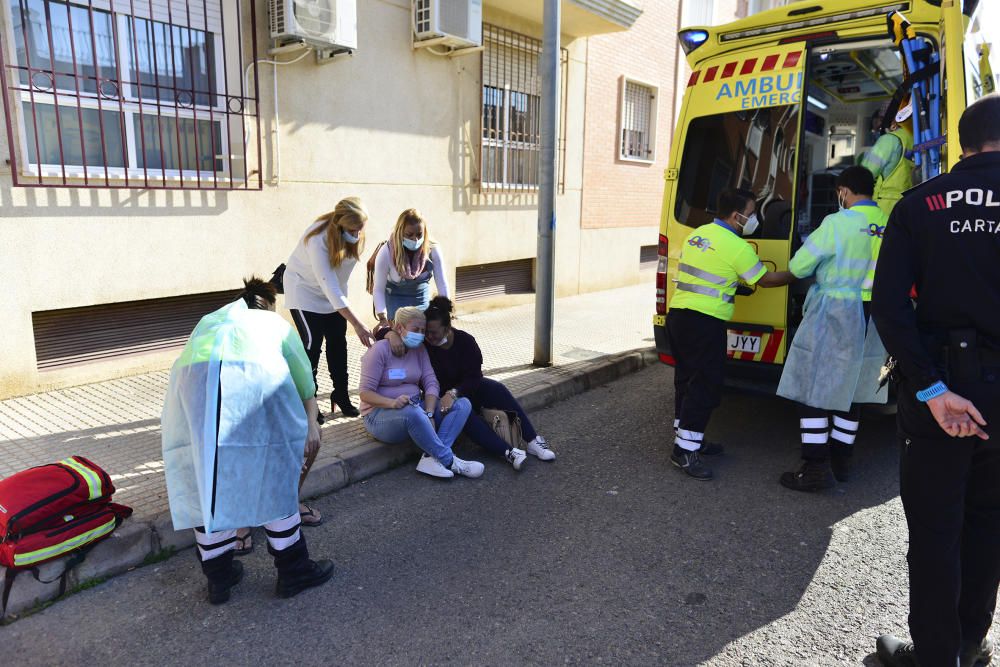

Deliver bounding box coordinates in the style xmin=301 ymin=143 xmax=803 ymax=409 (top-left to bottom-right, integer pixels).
xmin=207 ymin=560 xmax=244 ymax=605
xmin=831 ymin=454 xmax=851 ymax=482
xmin=961 ymin=637 xmax=994 ymax=667
xmin=780 ymin=460 xmax=836 ymax=493
xmin=700 ymin=440 xmax=724 ymax=456
xmin=671 ymin=447 xmax=713 ymax=481
xmin=276 ymin=559 xmax=335 ymax=599
xmin=876 ymin=634 xmax=919 ymax=667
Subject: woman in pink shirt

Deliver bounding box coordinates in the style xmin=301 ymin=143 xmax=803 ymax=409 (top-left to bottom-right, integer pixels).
xmin=358 ymin=306 xmax=484 ymax=479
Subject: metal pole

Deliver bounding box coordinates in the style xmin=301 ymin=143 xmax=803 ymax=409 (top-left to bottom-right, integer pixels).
xmin=534 ymin=0 xmax=559 ymax=367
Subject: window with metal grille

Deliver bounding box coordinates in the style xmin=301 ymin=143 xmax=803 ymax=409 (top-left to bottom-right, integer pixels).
xmin=480 ymin=25 xmax=565 ymax=193
xmin=0 ymin=0 xmax=262 ymax=189
xmin=619 ymin=78 xmax=656 ymax=162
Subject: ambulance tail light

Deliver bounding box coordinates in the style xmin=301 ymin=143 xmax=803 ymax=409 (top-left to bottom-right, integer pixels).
xmin=655 ymin=233 xmax=669 ymax=315
xmin=679 ymin=29 xmax=709 ymax=55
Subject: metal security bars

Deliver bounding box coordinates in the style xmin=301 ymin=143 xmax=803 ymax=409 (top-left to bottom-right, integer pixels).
xmin=0 ymin=0 xmax=261 ymax=189
xmin=620 ymin=79 xmax=655 ymax=161
xmin=480 ymin=25 xmax=565 ymax=193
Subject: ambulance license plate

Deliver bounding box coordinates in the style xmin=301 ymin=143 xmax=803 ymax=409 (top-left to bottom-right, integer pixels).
xmin=728 ymin=332 xmax=761 ymax=354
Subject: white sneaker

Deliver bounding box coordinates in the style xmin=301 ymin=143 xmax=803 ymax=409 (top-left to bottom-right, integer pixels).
xmin=450 ymin=455 xmax=485 ymax=478
xmin=505 ymin=447 xmax=527 ymax=471
xmin=526 ymin=436 xmax=556 ymax=461
xmin=416 ymin=453 xmax=454 ymax=478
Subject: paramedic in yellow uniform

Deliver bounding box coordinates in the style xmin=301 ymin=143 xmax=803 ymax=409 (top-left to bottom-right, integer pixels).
xmin=861 ymin=103 xmax=915 ymax=218
xmin=666 ymin=188 xmax=797 ymax=481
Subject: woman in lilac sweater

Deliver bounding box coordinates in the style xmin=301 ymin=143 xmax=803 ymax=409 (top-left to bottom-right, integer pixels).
xmin=358 ymin=306 xmax=484 ymax=479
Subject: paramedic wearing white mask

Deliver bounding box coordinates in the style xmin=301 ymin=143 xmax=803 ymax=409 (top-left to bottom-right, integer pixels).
xmin=665 ymin=188 xmax=796 ymax=481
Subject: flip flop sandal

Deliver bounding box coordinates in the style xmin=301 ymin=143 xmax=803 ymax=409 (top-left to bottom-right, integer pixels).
xmin=234 ymin=530 xmax=254 ymax=556
xmin=299 ymin=505 xmax=323 ymax=527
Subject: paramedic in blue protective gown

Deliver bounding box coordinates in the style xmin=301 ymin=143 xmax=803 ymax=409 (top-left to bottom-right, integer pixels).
xmin=872 ymin=94 xmax=1000 ymax=667
xmin=161 ymin=278 xmax=335 ymax=605
xmin=777 ymin=166 xmax=888 ymax=492
xmin=666 ymin=188 xmax=796 ymax=481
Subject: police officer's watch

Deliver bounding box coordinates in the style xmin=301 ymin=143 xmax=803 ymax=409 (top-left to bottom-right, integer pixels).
xmin=916 ymin=381 xmax=948 ymax=402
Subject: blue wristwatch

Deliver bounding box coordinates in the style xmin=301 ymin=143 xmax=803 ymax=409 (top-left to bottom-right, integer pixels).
xmin=916 ymin=381 xmax=948 ymax=402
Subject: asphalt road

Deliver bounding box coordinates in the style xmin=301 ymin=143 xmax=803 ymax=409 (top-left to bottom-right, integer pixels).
xmin=4 ymin=365 xmax=981 ymax=666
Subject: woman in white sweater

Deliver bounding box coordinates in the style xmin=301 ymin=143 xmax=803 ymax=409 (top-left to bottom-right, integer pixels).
xmin=373 ymin=208 xmax=450 ymax=327
xmin=285 ymin=197 xmax=375 ymax=422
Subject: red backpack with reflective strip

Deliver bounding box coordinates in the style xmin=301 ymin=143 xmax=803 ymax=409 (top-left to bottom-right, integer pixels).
xmin=0 ymin=456 xmax=115 ymax=539
xmin=0 ymin=456 xmax=132 ymax=619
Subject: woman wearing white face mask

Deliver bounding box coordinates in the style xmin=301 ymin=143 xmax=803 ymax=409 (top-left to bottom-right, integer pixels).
xmin=358 ymin=307 xmax=483 ymax=479
xmin=285 ymin=197 xmax=375 ymax=428
xmin=372 ymin=208 xmax=451 ymax=326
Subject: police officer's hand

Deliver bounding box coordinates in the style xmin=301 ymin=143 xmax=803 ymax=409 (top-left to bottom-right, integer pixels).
xmin=927 ymin=391 xmax=989 ymax=440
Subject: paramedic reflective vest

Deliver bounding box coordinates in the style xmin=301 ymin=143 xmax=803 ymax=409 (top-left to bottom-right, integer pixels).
xmin=669 ymin=220 xmax=767 ymax=321
xmin=862 ymin=127 xmax=914 ymax=218
xmin=856 ymin=202 xmax=889 ymax=302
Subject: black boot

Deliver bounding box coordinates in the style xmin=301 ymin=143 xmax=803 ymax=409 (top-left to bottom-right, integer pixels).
xmin=200 ymin=550 xmax=244 ymax=605
xmin=272 ymin=535 xmax=335 ymax=599
xmin=961 ymin=637 xmax=994 ymax=667
xmin=830 ymin=451 xmax=851 ymax=483
xmin=670 ymin=446 xmax=713 ymax=481
xmin=876 ymin=635 xmax=920 ymax=667
xmin=331 ymin=391 xmax=359 ymax=418
xmin=779 ymin=460 xmax=836 ymax=492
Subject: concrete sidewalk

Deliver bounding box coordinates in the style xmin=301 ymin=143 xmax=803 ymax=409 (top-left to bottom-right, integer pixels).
xmin=0 ymin=283 xmax=659 ymax=619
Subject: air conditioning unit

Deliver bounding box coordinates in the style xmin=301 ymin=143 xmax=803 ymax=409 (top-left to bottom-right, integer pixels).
xmin=413 ymin=0 xmax=482 ymax=49
xmin=270 ymin=0 xmax=357 ymax=51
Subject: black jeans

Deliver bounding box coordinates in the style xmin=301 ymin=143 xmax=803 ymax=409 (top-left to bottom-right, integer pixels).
xmin=462 ymin=378 xmax=539 ymax=457
xmin=666 ymin=308 xmax=727 ymax=437
xmin=898 ymin=383 xmax=1000 ymax=665
xmin=291 ymin=309 xmax=349 ymax=400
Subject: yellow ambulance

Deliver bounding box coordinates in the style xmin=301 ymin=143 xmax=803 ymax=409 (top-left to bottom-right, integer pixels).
xmin=653 ymin=0 xmax=998 ymax=389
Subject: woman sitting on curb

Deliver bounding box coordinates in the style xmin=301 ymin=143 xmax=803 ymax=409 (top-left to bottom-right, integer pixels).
xmin=358 ymin=306 xmax=484 ymax=479
xmin=423 ymin=297 xmax=556 ymax=470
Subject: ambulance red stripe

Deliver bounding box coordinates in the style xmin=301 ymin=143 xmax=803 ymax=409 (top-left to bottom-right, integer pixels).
xmin=740 ymin=58 xmax=758 ymax=75
xmin=703 ymin=65 xmax=719 ymax=82
xmin=761 ymin=54 xmax=780 ymax=71
xmin=761 ymin=330 xmax=785 ymax=363
xmin=782 ymin=51 xmax=802 ymax=69
xmin=688 ymin=70 xmax=700 ymax=87
xmin=721 ymin=62 xmax=737 ymax=78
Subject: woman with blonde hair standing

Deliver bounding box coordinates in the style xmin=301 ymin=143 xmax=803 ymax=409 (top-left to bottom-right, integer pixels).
xmin=285 ymin=197 xmax=375 ymax=427
xmin=372 ymin=208 xmax=451 ymax=326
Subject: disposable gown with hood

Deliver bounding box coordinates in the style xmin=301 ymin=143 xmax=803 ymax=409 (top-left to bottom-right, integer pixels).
xmin=161 ymin=299 xmax=316 ymax=533
xmin=777 ymin=207 xmax=888 ymax=411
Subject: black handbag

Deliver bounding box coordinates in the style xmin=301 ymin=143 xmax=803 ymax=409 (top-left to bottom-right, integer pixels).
xmin=269 ymin=263 xmax=286 ymax=294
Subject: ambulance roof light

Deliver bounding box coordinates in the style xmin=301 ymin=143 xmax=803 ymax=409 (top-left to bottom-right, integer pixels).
xmin=720 ymin=3 xmax=909 ymax=43
xmin=679 ymin=29 xmax=710 ymax=55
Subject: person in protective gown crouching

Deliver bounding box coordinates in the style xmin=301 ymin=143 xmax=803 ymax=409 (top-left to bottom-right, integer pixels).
xmin=161 ymin=277 xmax=335 ymax=604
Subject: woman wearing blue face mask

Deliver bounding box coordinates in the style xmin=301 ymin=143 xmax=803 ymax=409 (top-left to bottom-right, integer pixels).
xmin=372 ymin=208 xmax=451 ymax=328
xmin=285 ymin=198 xmax=375 ymax=432
xmin=358 ymin=307 xmax=483 ymax=479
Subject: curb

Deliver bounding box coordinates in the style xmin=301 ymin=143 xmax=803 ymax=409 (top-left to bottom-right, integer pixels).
xmin=1 ymin=347 xmax=658 ymax=621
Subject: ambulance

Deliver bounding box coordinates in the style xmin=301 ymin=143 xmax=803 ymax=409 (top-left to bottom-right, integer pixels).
xmin=653 ymin=0 xmax=998 ymax=390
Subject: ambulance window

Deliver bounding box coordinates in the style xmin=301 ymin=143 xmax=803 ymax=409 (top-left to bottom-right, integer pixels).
xmin=674 ymin=105 xmax=800 ymax=241
xmin=964 ymin=2 xmax=999 ymax=105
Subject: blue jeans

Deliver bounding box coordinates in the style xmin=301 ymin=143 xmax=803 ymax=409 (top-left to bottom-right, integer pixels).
xmin=364 ymin=397 xmax=472 ymax=468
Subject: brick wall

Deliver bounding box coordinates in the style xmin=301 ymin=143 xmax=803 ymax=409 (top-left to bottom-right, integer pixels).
xmin=581 ymin=0 xmax=743 ymax=230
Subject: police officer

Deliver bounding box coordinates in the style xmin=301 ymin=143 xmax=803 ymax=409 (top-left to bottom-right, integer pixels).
xmin=777 ymin=166 xmax=889 ymax=492
xmin=873 ymin=93 xmax=1000 ymax=667
xmin=667 ymin=188 xmax=796 ymax=481
xmin=861 ymin=102 xmax=915 ymax=218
